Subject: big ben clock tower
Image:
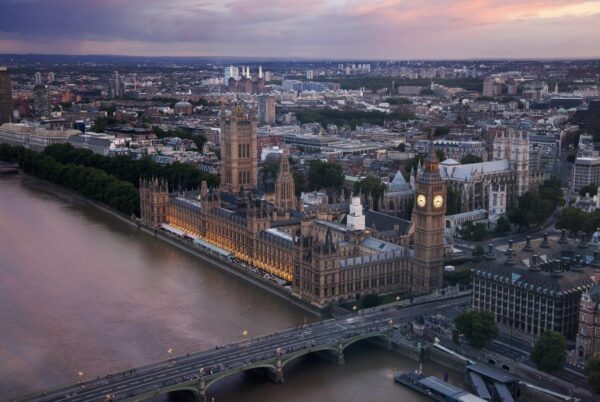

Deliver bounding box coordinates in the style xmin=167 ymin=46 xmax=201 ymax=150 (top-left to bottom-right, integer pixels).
xmin=412 ymin=141 xmax=446 ymax=295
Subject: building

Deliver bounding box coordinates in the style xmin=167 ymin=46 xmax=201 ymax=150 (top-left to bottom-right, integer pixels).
xmin=576 ymin=283 xmax=600 ymax=362
xmin=33 ymin=85 xmax=50 ymax=118
xmin=257 ymin=94 xmax=276 ymax=125
xmin=411 ymin=146 xmax=446 ymax=294
xmin=34 ymin=71 xmax=42 ymax=85
xmin=433 ymin=140 xmax=487 ymax=162
xmin=439 ymin=159 xmax=513 ymax=214
xmin=472 ymin=233 xmax=596 ymax=343
xmin=174 ymin=101 xmax=193 ymax=115
xmin=572 ymin=156 xmax=600 ymax=192
xmin=224 ymin=66 xmax=239 ymax=82
xmin=0 ymin=123 xmax=78 ymax=151
xmin=139 ymin=108 xmax=447 ymax=307
xmin=67 ymin=134 xmax=128 ymax=156
xmin=220 ymin=104 xmax=258 ymax=193
xmin=493 ymin=129 xmax=530 ymax=197
xmin=0 ymin=67 xmax=12 ymax=124
xmin=380 ymin=170 xmax=415 ymax=220
xmin=108 ymin=71 xmax=123 ymax=98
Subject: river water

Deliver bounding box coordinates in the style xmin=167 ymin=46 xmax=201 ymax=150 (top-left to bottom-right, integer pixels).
xmin=0 ymin=175 xmax=461 ymax=401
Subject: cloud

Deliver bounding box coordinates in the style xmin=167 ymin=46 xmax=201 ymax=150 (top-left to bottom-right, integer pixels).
xmin=0 ymin=0 xmax=598 ymax=58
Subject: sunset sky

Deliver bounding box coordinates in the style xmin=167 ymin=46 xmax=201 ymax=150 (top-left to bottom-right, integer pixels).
xmin=0 ymin=0 xmax=599 ymax=58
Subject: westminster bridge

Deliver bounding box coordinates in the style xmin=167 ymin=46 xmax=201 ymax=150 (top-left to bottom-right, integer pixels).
xmin=20 ymin=296 xmax=469 ymax=402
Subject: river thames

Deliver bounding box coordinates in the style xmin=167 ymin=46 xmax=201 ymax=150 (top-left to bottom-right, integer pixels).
xmin=0 ymin=175 xmax=461 ymax=401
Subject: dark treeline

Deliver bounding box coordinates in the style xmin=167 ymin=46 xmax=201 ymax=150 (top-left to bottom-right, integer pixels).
xmin=316 ymin=77 xmax=483 ymax=92
xmin=0 ymin=144 xmax=139 ymax=215
xmin=296 ymin=109 xmax=413 ymax=129
xmin=42 ymin=144 xmax=219 ymax=190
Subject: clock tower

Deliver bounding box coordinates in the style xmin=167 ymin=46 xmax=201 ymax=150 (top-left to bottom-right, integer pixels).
xmin=412 ymin=142 xmax=446 ymax=295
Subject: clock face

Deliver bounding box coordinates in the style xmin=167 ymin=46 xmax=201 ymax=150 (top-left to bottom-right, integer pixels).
xmin=433 ymin=195 xmax=444 ymax=209
xmin=417 ymin=194 xmax=426 ymax=208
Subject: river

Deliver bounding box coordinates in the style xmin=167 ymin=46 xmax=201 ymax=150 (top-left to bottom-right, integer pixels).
xmin=0 ymin=175 xmax=461 ymax=401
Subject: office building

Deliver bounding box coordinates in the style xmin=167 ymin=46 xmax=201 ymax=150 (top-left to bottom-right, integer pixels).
xmin=0 ymin=67 xmax=12 ymax=124
xmin=33 ymin=85 xmax=50 ymax=118
xmin=224 ymin=66 xmax=239 ymax=82
xmin=472 ymin=233 xmax=595 ymax=343
xmin=34 ymin=71 xmax=42 ymax=85
xmin=257 ymin=94 xmax=276 ymax=125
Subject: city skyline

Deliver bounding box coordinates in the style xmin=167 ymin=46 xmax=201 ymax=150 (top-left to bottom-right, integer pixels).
xmin=0 ymin=0 xmax=599 ymax=59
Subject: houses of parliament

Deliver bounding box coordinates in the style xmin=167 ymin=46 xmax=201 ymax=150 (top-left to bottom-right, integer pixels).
xmin=140 ymin=104 xmax=446 ymax=307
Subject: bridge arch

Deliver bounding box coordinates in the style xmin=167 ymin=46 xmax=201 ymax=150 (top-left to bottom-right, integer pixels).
xmin=280 ymin=344 xmax=339 ymax=369
xmin=341 ymin=332 xmax=389 ymax=351
xmin=127 ymin=384 xmax=199 ymax=402
xmin=205 ymin=362 xmax=278 ymax=391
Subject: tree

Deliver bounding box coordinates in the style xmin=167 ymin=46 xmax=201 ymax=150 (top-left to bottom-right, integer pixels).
xmin=494 ymin=216 xmax=511 ymax=235
xmin=509 ymin=178 xmax=563 ymax=230
xmin=308 ymin=160 xmax=344 ymax=191
xmin=361 ymin=294 xmax=383 ymax=308
xmin=460 ymin=154 xmax=483 ymax=164
xmin=460 ymin=222 xmax=489 ymax=241
xmin=579 ymin=183 xmax=598 ymax=197
xmin=556 ymin=207 xmax=589 ymax=234
xmin=585 ymin=356 xmax=600 ymax=394
xmin=433 ymin=126 xmax=449 ymax=136
xmin=436 ymin=149 xmax=446 ymax=162
xmin=472 ymin=244 xmax=485 ymax=256
xmin=446 ymin=186 xmax=460 ymax=215
xmin=531 ymin=331 xmax=567 ymax=373
xmin=354 ymin=176 xmax=386 ymax=210
xmin=454 ymin=310 xmax=498 ymax=348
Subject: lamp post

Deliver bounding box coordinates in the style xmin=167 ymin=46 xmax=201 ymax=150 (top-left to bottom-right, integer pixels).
xmin=352 ymin=305 xmax=357 ymax=314
xmin=396 ymin=296 xmax=400 ymax=309
xmin=168 ymin=347 xmax=173 ymax=361
xmin=77 ymin=371 xmax=84 ymax=384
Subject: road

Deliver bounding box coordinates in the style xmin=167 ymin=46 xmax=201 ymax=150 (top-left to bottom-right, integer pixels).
xmin=21 ymin=297 xmax=470 ymax=402
xmin=488 ymin=333 xmax=588 ymax=389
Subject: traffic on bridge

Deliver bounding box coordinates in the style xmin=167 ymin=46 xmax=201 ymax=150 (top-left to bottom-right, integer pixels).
xmin=20 ymin=296 xmax=469 ymax=402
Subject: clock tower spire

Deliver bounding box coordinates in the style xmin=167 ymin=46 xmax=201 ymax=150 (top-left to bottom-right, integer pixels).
xmin=412 ymin=137 xmax=446 ymax=294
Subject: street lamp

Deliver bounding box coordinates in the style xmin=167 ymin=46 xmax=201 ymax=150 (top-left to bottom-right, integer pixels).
xmin=352 ymin=305 xmax=357 ymax=314
xmin=243 ymin=329 xmax=248 ymax=338
xmin=396 ymin=296 xmax=400 ymax=308
xmin=168 ymin=347 xmax=173 ymax=361
xmin=77 ymin=371 xmax=84 ymax=384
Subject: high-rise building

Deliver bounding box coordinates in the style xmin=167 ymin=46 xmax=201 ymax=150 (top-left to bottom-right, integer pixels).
xmin=257 ymin=94 xmax=276 ymax=125
xmin=224 ymin=65 xmax=239 ymax=82
xmin=33 ymin=85 xmax=50 ymax=118
xmin=306 ymin=70 xmax=314 ymax=80
xmin=220 ymin=104 xmax=258 ymax=194
xmin=108 ymin=71 xmax=123 ymax=98
xmin=47 ymin=72 xmax=55 ymax=83
xmin=0 ymin=67 xmax=13 ymax=124
xmin=412 ymin=143 xmax=445 ymax=294
xmin=34 ymin=71 xmax=42 ymax=85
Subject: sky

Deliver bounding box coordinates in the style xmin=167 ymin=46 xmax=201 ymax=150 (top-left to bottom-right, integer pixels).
xmin=0 ymin=0 xmax=599 ymax=59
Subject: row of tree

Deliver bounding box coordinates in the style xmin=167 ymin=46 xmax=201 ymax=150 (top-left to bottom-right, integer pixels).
xmin=453 ymin=310 xmax=571 ymax=375
xmin=0 ymin=144 xmax=139 ymax=215
xmin=295 ymin=109 xmax=414 ymax=129
xmin=556 ymin=207 xmax=600 ymax=235
xmin=508 ymin=178 xmax=563 ymax=229
xmin=152 ymin=126 xmax=207 ymax=151
xmin=42 ymin=144 xmax=219 ymax=190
